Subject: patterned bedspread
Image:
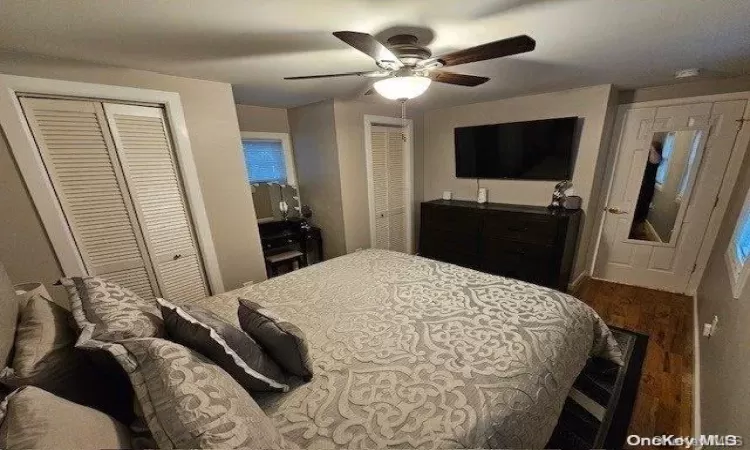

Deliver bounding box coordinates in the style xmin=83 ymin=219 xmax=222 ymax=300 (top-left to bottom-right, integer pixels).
xmin=190 ymin=249 xmax=621 ymax=449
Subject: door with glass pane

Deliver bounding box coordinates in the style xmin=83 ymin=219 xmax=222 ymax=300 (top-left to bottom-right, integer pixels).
xmin=595 ymin=100 xmax=746 ymax=293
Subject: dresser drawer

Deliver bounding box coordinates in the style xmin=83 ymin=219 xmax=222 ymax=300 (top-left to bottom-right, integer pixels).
xmin=419 ymin=200 xmax=581 ymax=291
xmin=421 ymin=204 xmax=481 ymax=234
xmin=482 ymin=212 xmax=559 ymax=245
xmin=480 ymin=238 xmax=556 ymax=286
xmin=420 ymin=227 xmax=479 ymax=261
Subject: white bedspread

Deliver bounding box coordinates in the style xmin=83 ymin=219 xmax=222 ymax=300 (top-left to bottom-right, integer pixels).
xmin=190 ymin=249 xmax=621 ymax=449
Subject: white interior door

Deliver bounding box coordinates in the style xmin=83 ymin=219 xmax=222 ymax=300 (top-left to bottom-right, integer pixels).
xmin=368 ymin=125 xmax=409 ymax=253
xmin=20 ymin=98 xmax=159 ymax=299
xmin=595 ymin=100 xmax=747 ymax=292
xmin=104 ymin=103 xmax=208 ymax=302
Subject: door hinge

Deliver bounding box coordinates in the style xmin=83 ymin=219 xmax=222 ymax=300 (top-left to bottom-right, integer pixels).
xmin=713 ymin=195 xmax=721 ymax=210
xmin=691 ymin=263 xmax=698 ymax=274
xmin=737 ymin=118 xmax=749 ymax=130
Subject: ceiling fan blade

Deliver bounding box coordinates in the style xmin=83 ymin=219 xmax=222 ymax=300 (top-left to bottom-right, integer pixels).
xmin=284 ymin=71 xmax=382 ymax=80
xmin=429 ymin=71 xmax=490 ymax=86
xmin=333 ymin=31 xmax=403 ymax=68
xmin=426 ymin=35 xmax=535 ymax=67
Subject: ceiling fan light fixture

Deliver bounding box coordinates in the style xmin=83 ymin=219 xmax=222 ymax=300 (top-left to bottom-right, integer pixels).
xmin=373 ymin=75 xmax=431 ymax=100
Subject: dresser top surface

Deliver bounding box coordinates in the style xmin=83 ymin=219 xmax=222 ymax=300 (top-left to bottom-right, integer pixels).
xmin=423 ymin=199 xmax=581 ymax=217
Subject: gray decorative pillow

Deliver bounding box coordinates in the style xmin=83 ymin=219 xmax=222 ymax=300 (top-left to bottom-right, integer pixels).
xmin=0 ymin=294 xmax=79 ymax=388
xmin=60 ymin=277 xmax=164 ymax=342
xmin=0 ymin=386 xmax=133 ymax=450
xmin=0 ymin=294 xmax=137 ymax=425
xmin=0 ymin=263 xmax=18 ymax=370
xmin=81 ymin=337 xmax=296 ymax=450
xmin=238 ymin=299 xmax=313 ymax=381
xmin=158 ymin=298 xmax=289 ymax=392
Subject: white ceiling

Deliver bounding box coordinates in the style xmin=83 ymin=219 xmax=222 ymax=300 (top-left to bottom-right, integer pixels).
xmin=1 ymin=0 xmax=749 ymax=110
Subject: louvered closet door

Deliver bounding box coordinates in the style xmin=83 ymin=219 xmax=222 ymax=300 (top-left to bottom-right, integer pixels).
xmin=370 ymin=126 xmax=407 ymax=252
xmin=104 ymin=104 xmax=208 ymax=302
xmin=371 ymin=128 xmax=390 ymax=249
xmin=386 ymin=129 xmax=407 ymax=252
xmin=20 ymin=98 xmax=159 ymax=299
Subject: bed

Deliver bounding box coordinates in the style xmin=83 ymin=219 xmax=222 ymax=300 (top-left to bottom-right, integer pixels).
xmin=188 ymin=249 xmax=622 ymax=449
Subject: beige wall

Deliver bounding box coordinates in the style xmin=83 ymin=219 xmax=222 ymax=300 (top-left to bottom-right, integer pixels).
xmin=619 ymin=75 xmax=750 ymax=104
xmin=333 ymin=100 xmax=424 ymax=253
xmin=0 ymin=128 xmax=68 ymax=305
xmin=235 ymin=104 xmax=289 ymax=133
xmin=697 ymin=139 xmax=750 ymax=436
xmin=288 ymin=100 xmax=347 ymax=258
xmin=0 ymin=52 xmax=266 ymax=295
xmin=423 ymin=84 xmax=617 ymax=279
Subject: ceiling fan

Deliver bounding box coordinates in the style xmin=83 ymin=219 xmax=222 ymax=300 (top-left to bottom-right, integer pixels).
xmin=284 ymin=31 xmax=536 ymax=100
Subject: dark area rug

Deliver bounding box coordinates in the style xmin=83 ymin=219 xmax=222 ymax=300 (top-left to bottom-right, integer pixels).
xmin=546 ymin=326 xmax=648 ymax=449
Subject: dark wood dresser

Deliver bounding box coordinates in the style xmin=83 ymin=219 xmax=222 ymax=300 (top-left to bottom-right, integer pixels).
xmin=419 ymin=199 xmax=582 ymax=291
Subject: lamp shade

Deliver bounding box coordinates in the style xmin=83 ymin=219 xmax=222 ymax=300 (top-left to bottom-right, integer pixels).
xmin=373 ymin=76 xmax=431 ymax=100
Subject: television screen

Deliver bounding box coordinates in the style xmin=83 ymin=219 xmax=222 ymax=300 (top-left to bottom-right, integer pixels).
xmin=454 ymin=117 xmax=578 ymax=180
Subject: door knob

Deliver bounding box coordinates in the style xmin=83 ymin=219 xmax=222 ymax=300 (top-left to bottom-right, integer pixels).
xmin=605 ymin=207 xmax=628 ymax=215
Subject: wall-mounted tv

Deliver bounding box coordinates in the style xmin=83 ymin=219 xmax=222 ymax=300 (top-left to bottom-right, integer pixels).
xmin=454 ymin=116 xmax=578 ymax=180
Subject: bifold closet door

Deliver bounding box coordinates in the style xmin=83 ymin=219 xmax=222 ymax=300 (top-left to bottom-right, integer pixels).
xmin=20 ymin=98 xmax=159 ymax=299
xmin=370 ymin=126 xmax=407 ymax=253
xmin=104 ymin=104 xmax=208 ymax=302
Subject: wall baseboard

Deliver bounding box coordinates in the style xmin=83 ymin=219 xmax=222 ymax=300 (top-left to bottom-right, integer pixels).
xmin=568 ymin=271 xmax=588 ymax=293
xmin=693 ymin=293 xmax=702 ymax=448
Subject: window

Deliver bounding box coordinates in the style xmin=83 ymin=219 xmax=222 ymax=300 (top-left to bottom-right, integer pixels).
xmin=655 ymin=132 xmax=675 ymax=187
xmin=726 ymin=186 xmax=750 ymax=298
xmin=240 ymin=132 xmax=296 ymax=186
xmin=243 ymin=139 xmax=286 ymax=183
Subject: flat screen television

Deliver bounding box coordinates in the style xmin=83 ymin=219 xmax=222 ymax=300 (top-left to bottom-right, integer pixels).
xmin=454 ymin=116 xmax=578 ymax=180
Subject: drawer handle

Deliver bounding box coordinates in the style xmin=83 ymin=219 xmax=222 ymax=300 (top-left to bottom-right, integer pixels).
xmin=507 ymin=226 xmax=529 ymax=232
xmin=173 ymin=254 xmax=182 ymax=260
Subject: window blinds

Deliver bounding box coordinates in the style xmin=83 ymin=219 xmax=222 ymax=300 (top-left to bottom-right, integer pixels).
xmin=735 ymin=213 xmax=750 ymax=264
xmin=243 ymin=139 xmax=287 ymax=184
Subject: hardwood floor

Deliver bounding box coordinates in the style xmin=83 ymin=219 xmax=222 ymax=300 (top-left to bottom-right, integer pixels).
xmin=574 ymin=278 xmax=693 ymax=448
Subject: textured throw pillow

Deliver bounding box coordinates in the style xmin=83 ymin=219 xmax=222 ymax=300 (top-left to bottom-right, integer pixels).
xmin=0 ymin=263 xmax=18 ymax=370
xmin=158 ymin=298 xmax=289 ymax=392
xmin=82 ymin=337 xmax=296 ymax=450
xmin=238 ymin=299 xmax=313 ymax=381
xmin=0 ymin=294 xmax=79 ymax=388
xmin=0 ymin=294 xmax=136 ymax=425
xmin=0 ymin=386 xmax=133 ymax=450
xmin=60 ymin=276 xmax=164 ymax=342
